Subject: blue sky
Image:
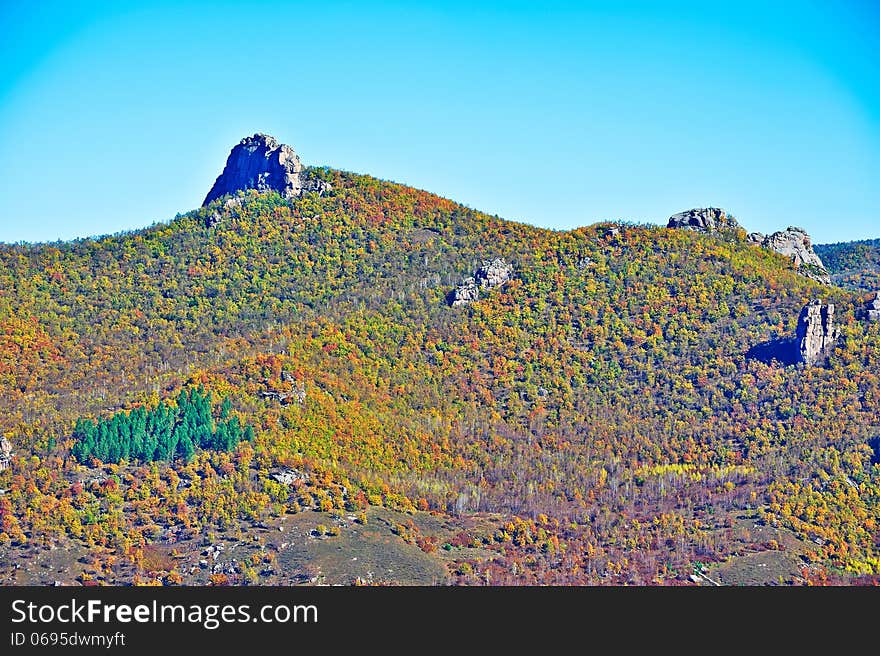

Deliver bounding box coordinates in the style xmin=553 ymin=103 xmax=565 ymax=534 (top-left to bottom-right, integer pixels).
xmin=0 ymin=0 xmax=878 ymax=244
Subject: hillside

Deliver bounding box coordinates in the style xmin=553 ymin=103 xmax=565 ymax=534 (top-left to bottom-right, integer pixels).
xmin=815 ymin=238 xmax=880 ymax=292
xmin=1 ymin=147 xmax=879 ymax=586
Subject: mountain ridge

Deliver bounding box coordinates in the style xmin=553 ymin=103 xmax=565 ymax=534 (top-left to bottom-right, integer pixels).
xmin=1 ymin=138 xmax=879 ymax=586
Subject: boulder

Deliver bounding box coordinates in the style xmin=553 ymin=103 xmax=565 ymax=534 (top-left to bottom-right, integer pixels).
xmin=270 ymin=467 xmax=309 ymax=485
xmin=667 ymin=208 xmax=740 ymax=233
xmin=449 ymin=277 xmax=480 ymax=306
xmin=474 ymin=258 xmax=513 ymax=288
xmin=203 ymin=133 xmax=331 ymax=207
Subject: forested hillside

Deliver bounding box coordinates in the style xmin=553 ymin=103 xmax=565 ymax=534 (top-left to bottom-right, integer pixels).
xmin=815 ymin=238 xmax=880 ymax=292
xmin=1 ymin=168 xmax=879 ymax=585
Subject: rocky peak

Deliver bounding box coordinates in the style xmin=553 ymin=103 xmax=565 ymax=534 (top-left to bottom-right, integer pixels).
xmin=667 ymin=208 xmax=740 ymax=233
xmin=795 ymin=300 xmax=839 ymax=366
xmin=203 ymin=133 xmax=331 ymax=207
xmin=748 ymin=227 xmax=830 ymax=285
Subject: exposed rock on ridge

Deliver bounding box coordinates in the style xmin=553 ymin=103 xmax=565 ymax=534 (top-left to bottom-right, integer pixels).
xmin=667 ymin=208 xmax=741 ymax=233
xmin=748 ymin=227 xmax=831 ymax=285
xmin=203 ymin=133 xmax=331 ymax=207
xmin=449 ymin=258 xmax=513 ymax=306
xmin=667 ymin=209 xmax=831 ymax=285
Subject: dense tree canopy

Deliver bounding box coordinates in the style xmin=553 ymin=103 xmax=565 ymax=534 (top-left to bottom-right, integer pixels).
xmin=71 ymin=387 xmax=253 ymax=465
xmin=1 ymin=169 xmax=879 ymax=584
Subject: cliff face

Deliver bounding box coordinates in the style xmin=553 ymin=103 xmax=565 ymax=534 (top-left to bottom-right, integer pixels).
xmin=203 ymin=134 xmax=330 ymax=206
xmin=795 ymin=300 xmax=839 ymax=366
xmin=747 ymin=300 xmax=839 ymax=367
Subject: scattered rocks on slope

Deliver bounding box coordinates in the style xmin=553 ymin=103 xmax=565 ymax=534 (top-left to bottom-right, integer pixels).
xmin=261 ymin=370 xmax=306 ymax=405
xmin=448 ymin=258 xmax=513 ymax=306
xmin=270 ymin=467 xmax=309 ymax=485
xmin=203 ymin=133 xmax=331 ymax=207
xmin=747 ymin=300 xmax=839 ymax=366
xmin=667 ymin=207 xmax=741 ymax=233
xmin=748 ymin=227 xmax=831 ymax=285
xmin=261 ymin=383 xmax=306 ymax=405
xmin=0 ymin=436 xmax=11 ymax=472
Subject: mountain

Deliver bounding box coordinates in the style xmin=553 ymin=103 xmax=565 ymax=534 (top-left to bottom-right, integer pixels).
xmin=1 ymin=136 xmax=879 ymax=586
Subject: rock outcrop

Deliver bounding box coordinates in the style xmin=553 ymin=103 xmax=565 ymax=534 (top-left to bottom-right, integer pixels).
xmin=475 ymin=258 xmax=514 ymax=288
xmin=747 ymin=300 xmax=839 ymax=366
xmin=795 ymin=300 xmax=839 ymax=365
xmin=270 ymin=467 xmax=309 ymax=485
xmin=859 ymin=295 xmax=880 ymax=322
xmin=449 ymin=258 xmax=513 ymax=306
xmin=0 ymin=436 xmax=12 ymax=472
xmin=748 ymin=227 xmax=831 ymax=285
xmin=203 ymin=133 xmax=331 ymax=206
xmin=667 ymin=208 xmax=740 ymax=233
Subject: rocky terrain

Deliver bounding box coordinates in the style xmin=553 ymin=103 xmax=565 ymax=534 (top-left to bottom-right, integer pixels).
xmin=794 ymin=300 xmax=839 ymax=366
xmin=861 ymin=296 xmax=880 ymax=322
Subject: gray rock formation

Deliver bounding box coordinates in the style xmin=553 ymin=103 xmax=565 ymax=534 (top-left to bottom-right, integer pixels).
xmin=449 ymin=278 xmax=480 ymax=306
xmin=0 ymin=436 xmax=11 ymax=472
xmin=203 ymin=133 xmax=331 ymax=206
xmin=449 ymin=258 xmax=513 ymax=306
xmin=667 ymin=208 xmax=740 ymax=233
xmin=860 ymin=295 xmax=880 ymax=322
xmin=748 ymin=227 xmax=830 ymax=285
xmin=795 ymin=300 xmax=839 ymax=366
xmin=475 ymin=258 xmax=514 ymax=288
xmin=270 ymin=467 xmax=309 ymax=485
xmin=747 ymin=299 xmax=839 ymax=366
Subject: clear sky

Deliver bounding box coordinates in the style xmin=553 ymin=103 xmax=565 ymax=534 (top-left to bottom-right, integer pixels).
xmin=1 ymin=0 xmax=878 ymax=244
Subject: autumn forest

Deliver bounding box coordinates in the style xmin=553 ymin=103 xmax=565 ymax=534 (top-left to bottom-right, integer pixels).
xmin=1 ymin=165 xmax=879 ymax=586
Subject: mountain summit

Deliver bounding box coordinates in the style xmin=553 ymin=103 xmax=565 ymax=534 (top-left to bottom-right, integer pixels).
xmin=203 ymin=133 xmax=330 ymax=206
